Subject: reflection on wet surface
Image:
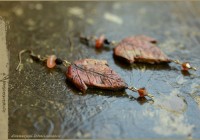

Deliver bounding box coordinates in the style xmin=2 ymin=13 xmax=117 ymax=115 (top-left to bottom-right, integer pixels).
xmin=1 ymin=1 xmax=200 ymax=138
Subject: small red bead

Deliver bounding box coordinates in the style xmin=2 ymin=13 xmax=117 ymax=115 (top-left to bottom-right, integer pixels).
xmin=95 ymin=35 xmax=105 ymax=49
xmin=137 ymin=88 xmax=148 ymax=97
xmin=47 ymin=55 xmax=57 ymax=68
xmin=182 ymin=62 xmax=191 ymax=71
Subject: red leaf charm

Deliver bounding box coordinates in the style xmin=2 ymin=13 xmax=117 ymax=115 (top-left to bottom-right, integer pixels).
xmin=114 ymin=35 xmax=171 ymax=64
xmin=66 ymin=59 xmax=127 ymax=92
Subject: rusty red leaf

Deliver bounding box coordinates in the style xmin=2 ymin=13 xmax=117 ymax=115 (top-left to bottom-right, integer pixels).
xmin=66 ymin=59 xmax=127 ymax=92
xmin=114 ymin=35 xmax=171 ymax=64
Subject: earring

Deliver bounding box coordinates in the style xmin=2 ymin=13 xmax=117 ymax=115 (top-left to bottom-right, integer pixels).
xmin=16 ymin=50 xmax=154 ymax=100
xmin=80 ymin=34 xmax=197 ymax=71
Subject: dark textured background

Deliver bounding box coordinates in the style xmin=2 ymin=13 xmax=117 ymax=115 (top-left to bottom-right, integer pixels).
xmin=1 ymin=1 xmax=200 ymax=139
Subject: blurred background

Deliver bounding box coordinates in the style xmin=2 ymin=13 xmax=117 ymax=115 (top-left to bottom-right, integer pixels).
xmin=1 ymin=1 xmax=200 ymax=139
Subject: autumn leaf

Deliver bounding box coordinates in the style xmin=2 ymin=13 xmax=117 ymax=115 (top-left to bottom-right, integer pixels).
xmin=114 ymin=35 xmax=171 ymax=64
xmin=66 ymin=59 xmax=128 ymax=92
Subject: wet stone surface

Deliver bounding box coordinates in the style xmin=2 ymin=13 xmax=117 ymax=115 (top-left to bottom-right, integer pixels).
xmin=1 ymin=1 xmax=200 ymax=138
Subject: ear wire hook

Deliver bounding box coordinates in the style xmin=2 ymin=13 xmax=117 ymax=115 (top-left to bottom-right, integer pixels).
xmin=16 ymin=49 xmax=47 ymax=72
xmin=16 ymin=49 xmax=72 ymax=72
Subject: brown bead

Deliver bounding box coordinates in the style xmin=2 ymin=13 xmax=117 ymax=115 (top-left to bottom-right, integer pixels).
xmin=95 ymin=35 xmax=105 ymax=49
xmin=47 ymin=55 xmax=57 ymax=68
xmin=182 ymin=62 xmax=191 ymax=71
xmin=137 ymin=88 xmax=148 ymax=97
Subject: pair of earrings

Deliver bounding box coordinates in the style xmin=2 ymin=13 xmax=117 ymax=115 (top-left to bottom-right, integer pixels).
xmin=80 ymin=34 xmax=197 ymax=71
xmin=16 ymin=34 xmax=197 ymax=101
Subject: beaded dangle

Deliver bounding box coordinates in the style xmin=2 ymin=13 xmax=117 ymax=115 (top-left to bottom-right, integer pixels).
xmin=16 ymin=50 xmax=154 ymax=100
xmin=80 ymin=34 xmax=197 ymax=71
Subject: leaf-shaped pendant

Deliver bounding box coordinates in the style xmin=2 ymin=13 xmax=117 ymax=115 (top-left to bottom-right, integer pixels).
xmin=114 ymin=35 xmax=171 ymax=64
xmin=66 ymin=59 xmax=127 ymax=92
